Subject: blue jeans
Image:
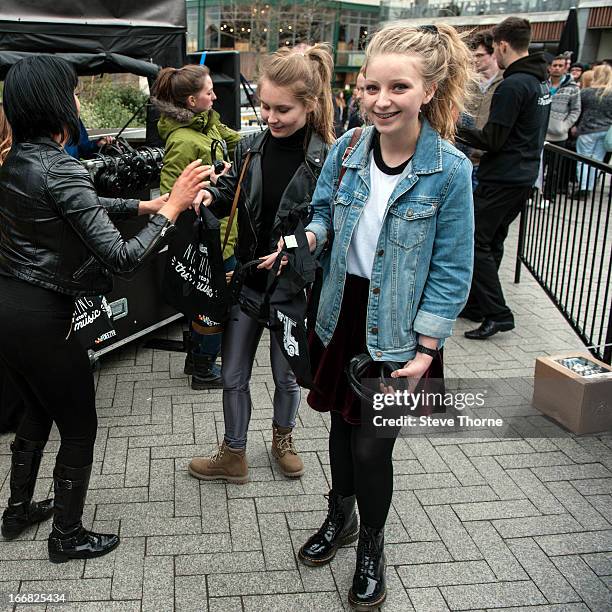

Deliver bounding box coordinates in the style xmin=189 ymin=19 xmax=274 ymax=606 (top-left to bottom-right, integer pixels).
xmin=576 ymin=131 xmax=607 ymax=191
xmin=471 ymin=165 xmax=479 ymax=191
xmin=191 ymin=255 xmax=236 ymax=359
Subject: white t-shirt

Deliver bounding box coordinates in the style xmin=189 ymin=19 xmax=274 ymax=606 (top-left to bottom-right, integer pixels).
xmin=347 ymin=137 xmax=412 ymax=279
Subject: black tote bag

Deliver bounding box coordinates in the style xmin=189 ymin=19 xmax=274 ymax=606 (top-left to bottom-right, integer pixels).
xmin=162 ymin=206 xmax=230 ymax=324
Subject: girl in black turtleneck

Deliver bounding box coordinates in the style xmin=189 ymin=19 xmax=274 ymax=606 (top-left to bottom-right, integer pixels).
xmin=188 ymin=45 xmax=335 ymax=485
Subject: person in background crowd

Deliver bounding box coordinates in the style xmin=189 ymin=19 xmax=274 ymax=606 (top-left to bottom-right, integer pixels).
xmin=334 ymin=90 xmax=347 ymax=136
xmin=190 ymin=45 xmax=335 ymax=484
xmin=542 ymin=54 xmax=581 ymax=203
xmin=299 ymin=23 xmax=474 ymax=609
xmin=580 ymin=69 xmax=595 ymax=89
xmin=467 ymin=30 xmax=504 ymax=189
xmin=346 ymin=69 xmax=366 ymax=130
xmin=457 ymin=17 xmax=551 ymax=339
xmin=561 ymin=51 xmax=573 ymax=73
xmin=64 ymin=118 xmax=114 ymax=160
xmin=570 ymin=63 xmax=585 ymax=84
xmin=572 ymin=64 xmax=612 ymax=197
xmin=152 ymin=64 xmax=240 ymax=390
xmin=0 ymin=56 xmax=209 ymax=562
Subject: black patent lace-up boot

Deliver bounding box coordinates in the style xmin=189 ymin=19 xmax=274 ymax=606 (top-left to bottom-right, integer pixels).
xmin=48 ymin=463 xmax=119 ymax=563
xmin=1 ymin=438 xmax=53 ymax=540
xmin=348 ymin=525 xmax=386 ymax=610
xmin=298 ymin=490 xmax=358 ymax=566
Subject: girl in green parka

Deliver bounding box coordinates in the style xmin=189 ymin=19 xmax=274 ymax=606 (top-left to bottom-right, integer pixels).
xmin=152 ymin=64 xmax=241 ymax=390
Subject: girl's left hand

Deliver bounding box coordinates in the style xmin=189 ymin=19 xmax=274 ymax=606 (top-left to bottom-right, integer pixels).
xmin=138 ymin=192 xmax=170 ymax=215
xmin=381 ymin=354 xmax=433 ymax=395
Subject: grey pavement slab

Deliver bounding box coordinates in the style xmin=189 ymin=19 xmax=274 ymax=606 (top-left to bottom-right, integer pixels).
xmin=2 ymin=218 xmax=611 ymax=611
xmin=507 ymin=538 xmax=581 ymax=604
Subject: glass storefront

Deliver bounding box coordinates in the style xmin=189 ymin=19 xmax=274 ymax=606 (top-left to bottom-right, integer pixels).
xmin=186 ymin=0 xmax=382 ymax=77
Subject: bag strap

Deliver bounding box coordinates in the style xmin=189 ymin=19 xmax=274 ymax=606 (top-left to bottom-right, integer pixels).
xmin=222 ymin=151 xmax=252 ymax=252
xmin=336 ymin=127 xmax=362 ymax=192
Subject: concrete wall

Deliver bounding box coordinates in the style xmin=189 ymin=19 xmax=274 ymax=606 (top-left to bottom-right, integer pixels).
xmin=598 ymin=30 xmax=612 ymax=60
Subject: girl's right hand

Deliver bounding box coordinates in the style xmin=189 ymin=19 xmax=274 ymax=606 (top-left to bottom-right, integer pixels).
xmin=166 ymin=160 xmax=212 ymax=214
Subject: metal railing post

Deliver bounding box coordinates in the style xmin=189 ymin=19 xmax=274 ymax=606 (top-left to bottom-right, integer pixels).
xmin=604 ymin=301 xmax=612 ymax=365
xmin=514 ymin=205 xmax=526 ymax=284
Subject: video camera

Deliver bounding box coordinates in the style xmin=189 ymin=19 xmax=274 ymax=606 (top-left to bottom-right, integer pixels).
xmin=81 ymin=139 xmax=164 ymax=198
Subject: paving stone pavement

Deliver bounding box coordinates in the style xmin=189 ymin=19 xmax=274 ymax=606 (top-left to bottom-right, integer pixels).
xmin=1 ymin=222 xmax=611 ymax=612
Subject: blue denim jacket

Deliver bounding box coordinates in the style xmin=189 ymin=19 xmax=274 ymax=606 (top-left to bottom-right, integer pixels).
xmin=306 ymin=121 xmax=474 ymax=362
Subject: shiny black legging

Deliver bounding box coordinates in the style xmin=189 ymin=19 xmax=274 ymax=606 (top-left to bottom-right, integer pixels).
xmin=221 ymin=285 xmax=301 ymax=449
xmin=329 ymin=410 xmax=398 ymax=529
xmin=0 ymin=275 xmax=97 ymax=467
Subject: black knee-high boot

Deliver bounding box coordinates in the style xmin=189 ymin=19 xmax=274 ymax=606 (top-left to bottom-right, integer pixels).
xmin=348 ymin=525 xmax=386 ymax=610
xmin=47 ymin=463 xmax=119 ymax=563
xmin=1 ymin=437 xmax=53 ymax=540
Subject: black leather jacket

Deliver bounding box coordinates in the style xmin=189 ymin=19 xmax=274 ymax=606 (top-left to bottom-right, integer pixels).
xmin=0 ymin=138 xmax=174 ymax=297
xmin=207 ymin=128 xmax=328 ymax=264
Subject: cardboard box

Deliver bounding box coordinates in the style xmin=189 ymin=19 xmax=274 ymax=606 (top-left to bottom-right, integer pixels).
xmin=533 ymin=352 xmax=612 ymax=435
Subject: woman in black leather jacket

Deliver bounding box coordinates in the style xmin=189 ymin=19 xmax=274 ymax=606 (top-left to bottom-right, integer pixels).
xmin=0 ymin=56 xmax=210 ymax=563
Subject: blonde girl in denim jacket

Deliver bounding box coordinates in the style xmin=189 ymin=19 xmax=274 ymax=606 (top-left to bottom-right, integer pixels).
xmin=298 ymin=24 xmax=476 ymax=609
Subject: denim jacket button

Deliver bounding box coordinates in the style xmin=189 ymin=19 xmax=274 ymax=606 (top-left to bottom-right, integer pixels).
xmin=375 ymin=351 xmax=382 ymax=358
xmin=371 ymin=327 xmax=379 ymax=334
xmin=407 ymin=208 xmax=414 ymax=217
xmin=377 ymin=249 xmax=384 ymax=256
xmin=372 ymin=287 xmax=380 ymax=295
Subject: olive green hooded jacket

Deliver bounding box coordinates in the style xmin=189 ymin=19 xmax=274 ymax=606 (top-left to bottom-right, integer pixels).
xmin=156 ymin=101 xmax=240 ymax=259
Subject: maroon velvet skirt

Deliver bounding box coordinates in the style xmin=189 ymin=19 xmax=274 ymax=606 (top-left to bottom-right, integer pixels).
xmin=307 ymin=274 xmax=444 ymax=425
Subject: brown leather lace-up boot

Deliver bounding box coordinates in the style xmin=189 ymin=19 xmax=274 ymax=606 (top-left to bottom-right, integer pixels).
xmin=188 ymin=441 xmax=249 ymax=484
xmin=271 ymin=425 xmax=304 ymax=478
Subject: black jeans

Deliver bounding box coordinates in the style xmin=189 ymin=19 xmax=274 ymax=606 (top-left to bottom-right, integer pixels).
xmin=0 ymin=275 xmax=97 ymax=467
xmin=470 ymin=183 xmax=533 ymax=322
xmin=543 ymin=139 xmax=572 ymax=200
xmin=329 ymin=411 xmax=398 ymax=529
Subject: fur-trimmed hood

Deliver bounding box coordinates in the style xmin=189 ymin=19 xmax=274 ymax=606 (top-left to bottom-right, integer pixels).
xmin=153 ymin=98 xmax=222 ymax=141
xmin=152 ymin=98 xmax=197 ymax=123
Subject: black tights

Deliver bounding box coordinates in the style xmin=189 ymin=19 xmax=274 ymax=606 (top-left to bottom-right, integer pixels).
xmin=0 ymin=276 xmax=97 ymax=467
xmin=329 ymin=411 xmax=398 ymax=529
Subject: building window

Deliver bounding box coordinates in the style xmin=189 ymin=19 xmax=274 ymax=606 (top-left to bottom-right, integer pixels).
xmin=336 ymin=10 xmax=378 ymax=69
xmin=187 ymin=5 xmax=200 ymax=53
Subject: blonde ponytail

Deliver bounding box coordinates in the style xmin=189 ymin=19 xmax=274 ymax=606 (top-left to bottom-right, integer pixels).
xmin=365 ymin=23 xmax=477 ymax=141
xmin=258 ymin=44 xmax=335 ymax=144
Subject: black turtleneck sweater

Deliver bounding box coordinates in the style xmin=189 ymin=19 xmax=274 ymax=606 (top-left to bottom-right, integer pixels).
xmin=258 ymin=125 xmax=307 ymax=258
